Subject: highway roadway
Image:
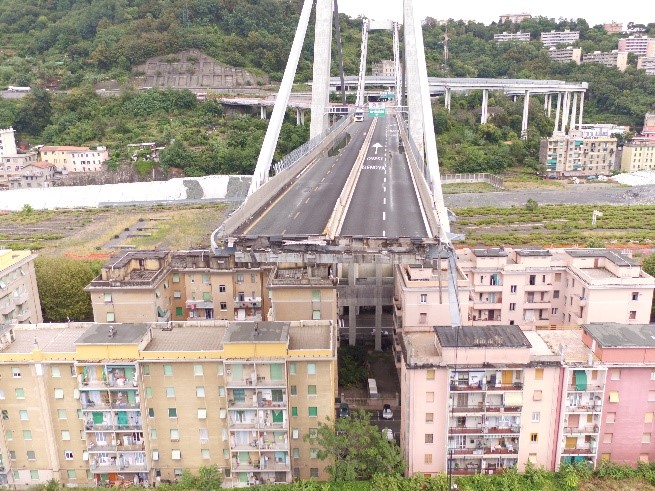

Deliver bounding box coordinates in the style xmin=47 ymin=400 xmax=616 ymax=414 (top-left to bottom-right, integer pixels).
xmin=240 ymin=111 xmax=427 ymax=238
xmin=340 ymin=113 xmax=428 ymax=238
xmin=241 ymin=118 xmax=374 ymax=236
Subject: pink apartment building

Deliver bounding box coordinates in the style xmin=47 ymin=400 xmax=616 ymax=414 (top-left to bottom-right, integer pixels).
xmin=582 ymin=323 xmax=655 ymax=465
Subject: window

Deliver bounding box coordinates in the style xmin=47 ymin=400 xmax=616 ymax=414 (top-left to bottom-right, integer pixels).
xmin=629 ymin=311 xmax=637 ymax=320
xmin=535 ymin=368 xmax=544 ymax=380
xmin=603 ymin=433 xmax=613 ymax=444
xmin=309 ymin=427 xmax=318 ymax=439
xmin=61 ymin=430 xmax=71 ymax=440
xmin=236 ymin=273 xmax=244 ymax=283
xmin=19 ymin=409 xmax=28 ymax=420
xmin=217 ymin=364 xmax=224 ymax=375
xmin=293 ymin=448 xmax=300 ymax=458
xmin=23 ymin=430 xmax=32 ymax=440
xmin=65 ymin=450 xmax=74 ymax=460
xmin=308 ymin=385 xmax=317 ymax=395
xmin=166 ymin=387 xmax=175 ymax=398
xmin=202 ymin=273 xmax=210 ymax=284
xmin=219 ymin=408 xmax=226 ymax=419
xmin=509 ymin=303 xmax=516 ymax=311
xmin=419 ymin=313 xmax=427 ymax=324
xmin=168 ymin=408 xmax=177 ymax=418
xmin=533 ymin=390 xmax=542 ymax=401
xmin=426 ymin=413 xmax=434 ymax=423
xmin=510 ymin=285 xmax=517 ymax=293
xmin=420 ymin=294 xmax=427 ymax=303
xmin=219 ymin=284 xmax=226 ymax=293
xmin=150 ymin=429 xmax=157 ymax=439
xmin=310 ymin=468 xmax=319 ymax=478
xmin=309 ymin=407 xmax=318 ymax=417
xmin=198 ymin=408 xmax=207 ymax=419
xmin=551 ymin=308 xmax=558 ymax=315
xmin=292 ymin=428 xmax=299 ymax=439
xmin=611 ymin=369 xmax=621 ymax=380
xmin=201 ymin=449 xmax=210 ymax=459
xmin=609 ymin=391 xmax=620 ymax=403
xmin=424 ymin=454 xmax=433 ymax=464
xmin=148 ymin=408 xmax=155 ymax=417
xmin=58 ymin=409 xmax=67 ymax=420
xmin=425 ymin=434 xmax=433 ymax=444
xmin=426 ymin=369 xmax=435 ymax=380
xmin=106 ymin=312 xmax=115 ymax=322
xmin=67 ymin=470 xmax=77 ymax=480
xmin=646 ymin=433 xmax=653 ymax=444
xmin=426 ymin=392 xmax=434 ymax=403
xmin=649 ymin=391 xmax=655 ymax=402
xmin=606 ymin=412 xmax=616 ymax=424
xmin=290 ymin=385 xmax=297 ymax=396
xmin=170 ymin=429 xmax=179 ymax=442
xmin=291 ymin=407 xmax=298 ymax=417
xmin=175 ymin=307 xmax=183 ymax=316
xmin=54 ymin=388 xmax=64 ymax=399
xmin=145 ymin=387 xmax=153 ymax=398
xmin=530 ymin=433 xmax=538 ymax=443
xmin=312 ymin=310 xmax=321 ymax=320
xmin=164 ymin=364 xmax=173 ymax=376
xmin=30 ymin=470 xmax=39 ymax=480
xmin=193 ymin=364 xmax=204 ymax=376
xmin=632 ymin=292 xmax=639 ymax=301
xmin=172 ymin=273 xmax=180 ymax=283
xmin=9 ymin=450 xmax=15 ymax=459
xmin=196 ymin=387 xmax=205 ymax=398
xmin=219 ymin=302 xmax=227 ymax=310
xmin=553 ymin=290 xmax=560 ymax=299
xmin=289 ymin=363 xmax=297 ymax=375
xmin=646 ymin=412 xmax=654 ymax=424
xmin=203 ymin=292 xmax=211 ymax=301
xmin=51 ymin=366 xmax=61 ymax=377
xmin=310 ymin=448 xmax=318 ymax=459
xmin=172 ymin=450 xmax=181 ymax=460
xmin=531 ymin=411 xmax=541 ymax=423
xmin=651 ymin=370 xmax=655 ymax=381
xmin=1 ymin=410 xmax=7 ymax=420
xmin=218 ymin=386 xmax=225 ymax=397
xmin=27 ymin=450 xmax=36 ymax=460
xmin=15 ymin=388 xmax=24 ymax=399
xmin=307 ymin=363 xmax=316 ymax=375
xmin=12 ymin=367 xmax=20 ymax=378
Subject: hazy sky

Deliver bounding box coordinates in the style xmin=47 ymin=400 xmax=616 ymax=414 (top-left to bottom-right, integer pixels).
xmin=338 ymin=1 xmax=655 ymax=28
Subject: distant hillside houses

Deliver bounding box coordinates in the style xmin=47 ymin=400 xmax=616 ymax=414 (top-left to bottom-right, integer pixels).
xmin=39 ymin=145 xmax=109 ymax=173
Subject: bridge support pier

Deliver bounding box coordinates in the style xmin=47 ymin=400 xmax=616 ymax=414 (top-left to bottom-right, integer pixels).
xmin=295 ymin=108 xmax=306 ymax=126
xmin=546 ymin=94 xmax=552 ymax=117
xmin=570 ymin=92 xmax=578 ymax=132
xmin=445 ymin=88 xmax=451 ymax=112
xmin=480 ymin=89 xmax=489 ymax=124
xmin=260 ymin=106 xmax=267 ymax=120
xmin=521 ymin=90 xmax=530 ymax=139
xmin=578 ymin=91 xmax=584 ymax=128
xmin=310 ymin=0 xmax=333 ymax=138
xmin=560 ymin=91 xmax=571 ymax=133
xmin=553 ymin=92 xmax=562 ymax=135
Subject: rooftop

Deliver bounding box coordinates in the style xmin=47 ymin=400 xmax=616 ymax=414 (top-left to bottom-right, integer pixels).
xmin=145 ymin=325 xmax=226 ymax=351
xmin=103 ymin=250 xmax=170 ymax=270
xmin=584 ymin=323 xmax=655 ymax=348
xmin=224 ymin=321 xmax=289 ymax=344
xmin=75 ymin=323 xmax=150 ymax=345
xmin=515 ymin=247 xmax=551 ymax=257
xmin=471 ymin=248 xmax=508 ymax=258
xmin=435 ymin=325 xmax=532 ymax=349
xmin=0 ymin=249 xmax=32 ymax=272
xmin=0 ymin=324 xmax=87 ymax=354
xmin=538 ymin=328 xmax=596 ymax=364
xmin=566 ymin=249 xmax=637 ymax=267
xmin=288 ymin=324 xmax=332 ymax=350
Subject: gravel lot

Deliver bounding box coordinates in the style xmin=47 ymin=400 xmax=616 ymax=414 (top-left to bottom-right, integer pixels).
xmin=445 ymin=183 xmax=655 ymax=208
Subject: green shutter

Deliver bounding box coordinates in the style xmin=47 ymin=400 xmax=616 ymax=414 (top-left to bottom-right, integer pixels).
xmin=272 ymin=410 xmax=283 ymax=423
xmin=575 ymin=370 xmax=587 ymax=391
xmin=117 ymin=411 xmax=128 ymax=425
xmin=269 ymin=364 xmax=283 ymax=380
xmin=93 ymin=412 xmax=103 ymax=424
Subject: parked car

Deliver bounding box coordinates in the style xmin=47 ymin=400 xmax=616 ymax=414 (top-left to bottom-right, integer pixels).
xmin=382 ymin=404 xmax=393 ymax=420
xmin=338 ymin=402 xmax=350 ymax=418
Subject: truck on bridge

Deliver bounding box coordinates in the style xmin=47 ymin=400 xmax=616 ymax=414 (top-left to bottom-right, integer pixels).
xmin=7 ymin=86 xmax=31 ymax=92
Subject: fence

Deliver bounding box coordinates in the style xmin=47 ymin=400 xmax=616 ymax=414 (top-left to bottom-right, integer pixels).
xmin=441 ymin=173 xmax=505 ymax=190
xmin=273 ymin=114 xmax=350 ymax=175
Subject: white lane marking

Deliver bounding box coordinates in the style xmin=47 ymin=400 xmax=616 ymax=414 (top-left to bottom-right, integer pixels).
xmin=382 ymin=212 xmax=386 ymax=221
xmin=384 ymin=177 xmax=386 ymax=183
xmin=383 ymin=230 xmax=386 ymax=237
xmin=383 ymin=197 xmax=386 ymax=205
xmin=383 ymin=186 xmax=386 ymax=192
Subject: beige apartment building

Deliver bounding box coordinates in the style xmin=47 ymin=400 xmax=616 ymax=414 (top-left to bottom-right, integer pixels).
xmin=0 ymin=320 xmax=336 ymax=488
xmin=621 ymin=140 xmax=655 ymax=172
xmin=372 ymin=60 xmax=395 ymax=77
xmin=540 ymin=133 xmax=618 ymax=176
xmin=499 ymin=13 xmax=532 ymax=23
xmin=603 ymin=22 xmax=623 ymax=34
xmin=494 ymin=32 xmax=530 ymax=43
xmin=582 ymin=51 xmax=628 ymax=71
xmin=40 ymin=145 xmax=109 ymax=173
xmin=618 ymin=35 xmax=655 ymax=56
xmin=548 ymin=47 xmax=582 ymax=64
xmin=0 ymin=249 xmax=42 ymax=324
xmin=0 ymin=128 xmax=38 ymax=187
xmin=540 ymin=30 xmax=579 ymax=48
xmin=637 ymin=56 xmax=655 ymax=75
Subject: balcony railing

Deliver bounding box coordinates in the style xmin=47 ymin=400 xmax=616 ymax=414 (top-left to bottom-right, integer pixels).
xmin=450 ymin=446 xmax=518 ymax=456
xmin=233 ymin=459 xmax=289 ymax=472
xmin=567 ymin=384 xmax=604 ymax=392
xmin=449 ymin=426 xmax=520 ymax=435
xmin=229 ymin=421 xmax=287 ymax=430
xmin=231 ymin=441 xmax=289 ymax=452
xmin=565 ymin=404 xmax=602 ymax=413
xmin=561 ymin=446 xmax=596 ymax=455
xmin=85 ymin=423 xmax=143 ymax=431
xmin=234 ymin=297 xmax=262 ymax=308
xmin=228 ymin=399 xmax=287 ymax=409
xmin=563 ymin=425 xmax=599 ymax=435
xmin=451 ymin=382 xmax=523 ymax=392
xmin=451 ymin=404 xmax=522 ymax=413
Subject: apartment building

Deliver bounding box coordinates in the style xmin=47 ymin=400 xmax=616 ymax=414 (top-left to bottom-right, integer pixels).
xmin=0 ymin=128 xmax=38 ymax=186
xmin=540 ymin=133 xmax=618 ymax=176
xmin=541 ymin=30 xmax=580 ymax=48
xmin=618 ymin=35 xmax=655 ymax=56
xmin=637 ymin=56 xmax=655 ymax=75
xmin=582 ymin=51 xmax=629 ymax=71
xmin=620 ymin=140 xmax=655 ymax=172
xmin=547 ymin=47 xmax=582 ymax=64
xmin=40 ymin=145 xmax=109 ymax=173
xmin=578 ymin=124 xmax=630 ymax=138
xmin=499 ymin=13 xmax=532 ymax=23
xmin=398 ymin=325 xmax=562 ymax=476
xmin=0 ymin=320 xmax=337 ymax=488
xmin=85 ymin=251 xmax=268 ymax=325
xmin=372 ymin=60 xmax=395 ymax=77
xmin=603 ymin=22 xmax=623 ymax=34
xmin=581 ymin=323 xmax=655 ymax=464
xmin=0 ymin=249 xmax=42 ymax=324
xmin=8 ymin=162 xmax=58 ymax=189
xmin=494 ymin=32 xmax=530 ymax=43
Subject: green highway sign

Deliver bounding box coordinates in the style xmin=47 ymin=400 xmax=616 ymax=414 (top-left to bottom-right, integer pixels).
xmin=368 ymin=102 xmax=386 ymax=117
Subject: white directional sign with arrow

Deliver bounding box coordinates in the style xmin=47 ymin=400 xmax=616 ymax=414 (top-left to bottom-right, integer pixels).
xmin=372 ymin=143 xmax=382 ymax=155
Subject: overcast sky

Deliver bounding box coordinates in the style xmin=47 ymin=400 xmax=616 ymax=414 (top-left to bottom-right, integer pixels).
xmin=337 ymin=1 xmax=655 ymax=28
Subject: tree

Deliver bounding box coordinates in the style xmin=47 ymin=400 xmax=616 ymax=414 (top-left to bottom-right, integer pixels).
xmin=35 ymin=257 xmax=103 ymax=322
xmin=177 ymin=465 xmax=222 ymax=491
xmin=643 ymin=253 xmax=655 ymax=278
xmin=306 ymin=410 xmax=404 ymax=482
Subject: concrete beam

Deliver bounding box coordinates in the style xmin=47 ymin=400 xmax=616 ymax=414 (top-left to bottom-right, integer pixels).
xmin=310 ymin=0 xmax=333 ymax=138
xmin=403 ymin=0 xmax=425 ymax=157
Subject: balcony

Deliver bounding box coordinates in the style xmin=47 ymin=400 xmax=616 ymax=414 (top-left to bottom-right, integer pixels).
xmin=231 ymin=440 xmax=289 ymax=452
xmin=0 ymin=303 xmax=14 ymax=315
xmin=90 ymin=455 xmax=147 ymax=474
xmin=563 ymin=425 xmax=599 ymax=435
xmin=14 ymin=293 xmax=28 ymax=305
xmin=451 ymin=382 xmax=523 ymax=392
xmin=449 ymin=426 xmax=520 ymax=435
xmin=561 ymin=445 xmax=596 ymax=455
xmin=185 ymin=300 xmax=214 ymax=309
xmin=567 ymin=384 xmax=604 ymax=392
xmin=228 ymin=399 xmax=287 ymax=409
xmin=234 ymin=296 xmax=262 ymax=309
xmin=450 ymin=446 xmax=518 ymax=456
xmin=15 ymin=310 xmax=30 ymax=322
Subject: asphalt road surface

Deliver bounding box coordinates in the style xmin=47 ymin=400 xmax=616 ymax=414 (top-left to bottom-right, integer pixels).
xmin=340 ymin=114 xmax=428 ymax=238
xmin=242 ymin=118 xmax=374 ymax=236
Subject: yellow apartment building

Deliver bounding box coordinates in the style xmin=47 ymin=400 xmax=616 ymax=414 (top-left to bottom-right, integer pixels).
xmin=621 ymin=140 xmax=655 ymax=172
xmin=0 ymin=249 xmax=42 ymax=325
xmin=0 ymin=320 xmax=337 ymax=488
